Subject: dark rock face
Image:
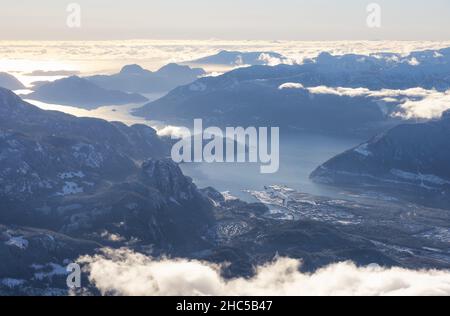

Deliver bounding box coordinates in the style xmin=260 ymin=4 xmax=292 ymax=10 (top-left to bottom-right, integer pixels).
xmin=27 ymin=76 xmax=148 ymax=109
xmin=142 ymin=159 xmax=198 ymax=201
xmin=0 ymin=73 xmax=25 ymax=90
xmin=87 ymin=63 xmax=206 ymax=94
xmin=311 ymin=112 xmax=450 ymax=208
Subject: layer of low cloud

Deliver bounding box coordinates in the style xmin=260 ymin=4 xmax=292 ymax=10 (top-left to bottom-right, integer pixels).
xmin=2 ymin=40 xmax=450 ymax=76
xmin=79 ymin=248 xmax=450 ymax=296
xmin=395 ymin=91 xmax=450 ymax=120
xmin=258 ymin=53 xmax=294 ymax=66
xmin=279 ymin=84 xmax=450 ymax=120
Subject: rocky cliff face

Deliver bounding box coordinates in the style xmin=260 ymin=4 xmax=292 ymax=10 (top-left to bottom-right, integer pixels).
xmin=142 ymin=159 xmax=200 ymax=200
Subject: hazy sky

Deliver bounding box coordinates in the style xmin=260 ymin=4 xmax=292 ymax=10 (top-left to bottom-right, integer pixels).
xmin=0 ymin=0 xmax=449 ymax=40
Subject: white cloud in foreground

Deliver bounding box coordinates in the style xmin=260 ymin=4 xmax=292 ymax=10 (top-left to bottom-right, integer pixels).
xmin=4 ymin=40 xmax=450 ymax=83
xmin=78 ymin=248 xmax=450 ymax=296
xmin=278 ymin=84 xmax=450 ymax=120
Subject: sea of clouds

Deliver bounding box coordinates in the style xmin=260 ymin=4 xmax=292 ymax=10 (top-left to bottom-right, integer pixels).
xmin=78 ymin=248 xmax=450 ymax=296
xmin=2 ymin=39 xmax=450 ymax=76
xmin=279 ymin=83 xmax=450 ymax=120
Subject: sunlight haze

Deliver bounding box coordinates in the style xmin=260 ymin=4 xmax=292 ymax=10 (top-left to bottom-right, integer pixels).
xmin=0 ymin=0 xmax=449 ymax=40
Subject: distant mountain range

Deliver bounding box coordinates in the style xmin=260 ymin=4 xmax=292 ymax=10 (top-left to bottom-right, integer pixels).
xmin=185 ymin=47 xmax=450 ymax=90
xmin=301 ymin=48 xmax=450 ymax=91
xmin=311 ymin=110 xmax=450 ymax=209
xmin=27 ymin=76 xmax=148 ymax=109
xmin=184 ymin=50 xmax=288 ymax=67
xmin=134 ymin=47 xmax=450 ymax=135
xmin=86 ymin=63 xmax=206 ymax=94
xmin=0 ymin=72 xmax=25 ymax=90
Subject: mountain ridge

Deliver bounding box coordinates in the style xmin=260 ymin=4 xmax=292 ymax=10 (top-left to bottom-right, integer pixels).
xmin=310 ymin=110 xmax=450 ymax=208
xmin=86 ymin=63 xmax=206 ymax=94
xmin=0 ymin=72 xmax=25 ymax=90
xmin=27 ymin=76 xmax=148 ymax=109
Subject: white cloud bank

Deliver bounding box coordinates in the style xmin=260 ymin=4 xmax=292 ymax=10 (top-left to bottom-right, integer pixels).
xmin=79 ymin=248 xmax=450 ymax=296
xmin=3 ymin=40 xmax=450 ymax=80
xmin=279 ymin=83 xmax=450 ymax=120
xmin=396 ymin=90 xmax=450 ymax=120
xmin=258 ymin=53 xmax=294 ymax=66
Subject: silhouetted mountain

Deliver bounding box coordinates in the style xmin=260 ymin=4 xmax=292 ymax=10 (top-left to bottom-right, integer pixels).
xmin=311 ymin=111 xmax=450 ymax=208
xmin=0 ymin=72 xmax=25 ymax=90
xmin=27 ymin=76 xmax=148 ymax=109
xmin=185 ymin=50 xmax=287 ymax=67
xmin=86 ymin=63 xmax=206 ymax=94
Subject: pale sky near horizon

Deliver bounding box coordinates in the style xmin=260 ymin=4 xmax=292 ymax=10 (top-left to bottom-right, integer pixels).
xmin=0 ymin=0 xmax=449 ymax=40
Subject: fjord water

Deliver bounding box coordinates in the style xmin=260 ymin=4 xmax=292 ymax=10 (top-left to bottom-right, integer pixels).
xmin=23 ymin=96 xmax=364 ymax=202
xmin=22 ymin=93 xmax=166 ymax=125
xmin=180 ymin=132 xmax=365 ymax=202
